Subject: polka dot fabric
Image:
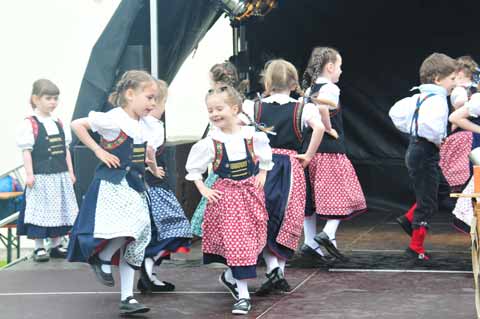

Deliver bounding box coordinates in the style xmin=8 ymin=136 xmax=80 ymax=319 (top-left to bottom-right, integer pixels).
xmin=93 ymin=178 xmax=151 ymax=267
xmin=439 ymin=131 xmax=472 ymax=187
xmin=309 ymin=153 xmax=366 ymax=218
xmin=202 ymin=176 xmax=268 ymax=267
xmin=24 ymin=172 xmax=78 ymax=227
xmin=452 ymin=177 xmax=474 ymax=230
xmin=271 ymin=148 xmax=306 ymax=251
xmin=147 ymin=186 xmax=192 ymax=241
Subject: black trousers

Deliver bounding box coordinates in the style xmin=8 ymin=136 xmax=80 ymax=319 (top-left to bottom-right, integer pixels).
xmin=405 ymin=138 xmax=451 ymax=229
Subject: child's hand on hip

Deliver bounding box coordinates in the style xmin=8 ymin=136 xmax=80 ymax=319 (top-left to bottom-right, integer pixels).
xmin=94 ymin=148 xmax=120 ymax=168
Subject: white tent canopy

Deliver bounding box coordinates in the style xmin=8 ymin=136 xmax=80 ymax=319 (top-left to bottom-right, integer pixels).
xmin=0 ymin=1 xmax=231 ymax=173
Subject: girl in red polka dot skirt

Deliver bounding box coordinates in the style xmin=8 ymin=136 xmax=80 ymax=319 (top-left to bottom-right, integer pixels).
xmin=301 ymin=47 xmax=367 ymax=263
xmin=243 ymin=59 xmax=325 ymax=295
xmin=186 ymin=85 xmax=273 ymax=315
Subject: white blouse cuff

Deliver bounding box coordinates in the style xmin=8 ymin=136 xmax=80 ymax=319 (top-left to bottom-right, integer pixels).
xmin=185 ymin=172 xmax=203 ymax=181
xmin=259 ymin=161 xmax=274 ymax=171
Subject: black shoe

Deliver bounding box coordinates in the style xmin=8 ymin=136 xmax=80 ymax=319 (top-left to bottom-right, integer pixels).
xmin=405 ymin=247 xmax=431 ymax=265
xmin=300 ymin=244 xmax=335 ymax=267
xmin=119 ymin=296 xmax=150 ymax=315
xmin=89 ymin=254 xmax=114 ymax=287
xmin=232 ymin=298 xmax=252 ymax=315
xmin=314 ymin=231 xmax=348 ymax=262
xmin=151 ymin=280 xmax=175 ymax=292
xmin=49 ymin=245 xmax=68 ymax=259
xmin=33 ymin=248 xmax=50 ymax=262
xmin=219 ymin=270 xmax=239 ymax=300
xmin=396 ymin=215 xmax=413 ymax=237
xmin=255 ymin=267 xmax=290 ymax=296
xmin=137 ymin=275 xmax=176 ymax=293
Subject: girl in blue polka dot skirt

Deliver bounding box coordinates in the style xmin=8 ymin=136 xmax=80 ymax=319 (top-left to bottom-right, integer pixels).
xmin=138 ymin=80 xmax=193 ymax=293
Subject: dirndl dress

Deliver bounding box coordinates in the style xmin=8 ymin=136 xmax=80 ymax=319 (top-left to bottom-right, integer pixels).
xmin=68 ymin=131 xmax=151 ymax=269
xmin=16 ymin=115 xmax=78 ymax=238
xmin=143 ymin=144 xmax=192 ymax=260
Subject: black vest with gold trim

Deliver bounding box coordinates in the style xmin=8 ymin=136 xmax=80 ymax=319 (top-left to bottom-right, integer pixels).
xmin=254 ymin=101 xmax=304 ymax=151
xmin=304 ymin=83 xmax=346 ymax=154
xmin=94 ymin=130 xmax=147 ymax=192
xmin=29 ymin=116 xmax=68 ymax=174
xmin=212 ymin=138 xmax=257 ymax=180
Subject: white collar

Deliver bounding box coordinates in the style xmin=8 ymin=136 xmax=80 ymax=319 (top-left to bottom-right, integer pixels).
xmin=262 ymin=93 xmax=297 ymax=105
xmin=210 ymin=126 xmax=254 ymax=142
xmin=33 ymin=109 xmax=54 ymax=120
xmin=315 ymin=76 xmax=333 ymax=85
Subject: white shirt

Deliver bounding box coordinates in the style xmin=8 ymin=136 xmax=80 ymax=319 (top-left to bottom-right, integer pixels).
xmin=411 ymin=84 xmax=449 ymax=145
xmin=16 ymin=109 xmax=72 ymax=150
xmin=311 ymin=77 xmax=340 ymax=107
xmin=88 ymin=107 xmax=162 ymax=148
xmin=451 ymin=86 xmax=469 ymax=107
xmin=142 ymin=115 xmax=165 ymax=150
xmin=185 ymin=126 xmax=273 ymax=181
xmin=242 ymin=93 xmax=321 ymax=130
xmin=467 ymin=93 xmax=480 ymax=117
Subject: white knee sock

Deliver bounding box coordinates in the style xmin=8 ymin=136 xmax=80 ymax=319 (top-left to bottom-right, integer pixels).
xmin=34 ymin=239 xmax=45 ymax=250
xmin=224 ymin=267 xmax=236 ymax=284
xmin=144 ymin=257 xmax=155 ymax=280
xmin=323 ymin=220 xmax=341 ymax=247
xmin=263 ymin=250 xmax=280 ymax=274
xmin=99 ymin=238 xmax=126 ymax=274
xmin=119 ymin=252 xmax=136 ymax=302
xmin=235 ymin=279 xmax=250 ymax=300
xmin=50 ymin=237 xmax=62 ymax=248
xmin=278 ymin=259 xmax=286 ymax=274
xmin=145 ymin=254 xmax=166 ymax=286
xmin=303 ymin=215 xmax=324 ymax=256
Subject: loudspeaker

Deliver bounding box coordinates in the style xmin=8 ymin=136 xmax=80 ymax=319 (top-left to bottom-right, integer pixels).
xmin=73 ymin=145 xmax=100 ymax=206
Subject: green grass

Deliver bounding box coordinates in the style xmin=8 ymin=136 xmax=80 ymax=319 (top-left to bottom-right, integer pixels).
xmin=0 ymin=260 xmax=7 ymax=267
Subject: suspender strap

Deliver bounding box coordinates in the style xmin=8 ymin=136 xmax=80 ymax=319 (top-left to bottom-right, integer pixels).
xmin=410 ymin=93 xmax=436 ymax=136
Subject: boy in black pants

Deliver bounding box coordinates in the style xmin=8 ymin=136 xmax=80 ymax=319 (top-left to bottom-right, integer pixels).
xmin=392 ymin=53 xmax=457 ymax=261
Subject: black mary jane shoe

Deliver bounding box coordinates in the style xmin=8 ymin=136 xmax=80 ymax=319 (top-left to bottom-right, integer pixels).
xmin=314 ymin=231 xmax=349 ymax=262
xmin=300 ymin=244 xmax=335 ymax=267
xmin=119 ymin=296 xmax=150 ymax=315
xmin=49 ymin=245 xmax=68 ymax=259
xmin=137 ymin=275 xmax=176 ymax=294
xmin=89 ymin=254 xmax=114 ymax=287
xmin=137 ymin=261 xmax=177 ymax=294
xmin=255 ymin=267 xmax=290 ymax=296
xmin=33 ymin=248 xmax=50 ymax=262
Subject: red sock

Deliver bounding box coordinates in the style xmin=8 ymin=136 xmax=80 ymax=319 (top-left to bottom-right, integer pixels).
xmin=409 ymin=226 xmax=428 ymax=256
xmin=404 ymin=203 xmax=416 ymax=223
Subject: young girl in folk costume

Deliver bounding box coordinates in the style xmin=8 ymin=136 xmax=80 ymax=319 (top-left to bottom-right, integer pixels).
xmin=449 ymin=60 xmax=480 ymax=233
xmin=301 ymin=47 xmax=367 ymax=262
xmin=138 ymin=80 xmax=192 ymax=293
xmin=16 ymin=79 xmax=78 ymax=262
xmin=186 ymin=85 xmax=273 ymax=315
xmin=67 ymin=70 xmax=164 ymax=315
xmin=243 ymin=59 xmax=325 ymax=295
xmin=191 ymin=61 xmax=250 ymax=237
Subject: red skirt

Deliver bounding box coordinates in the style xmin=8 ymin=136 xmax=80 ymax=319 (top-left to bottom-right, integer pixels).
xmin=202 ymin=176 xmax=268 ymax=267
xmin=308 ymin=153 xmax=366 ymax=218
xmin=439 ymin=131 xmax=472 ymax=188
